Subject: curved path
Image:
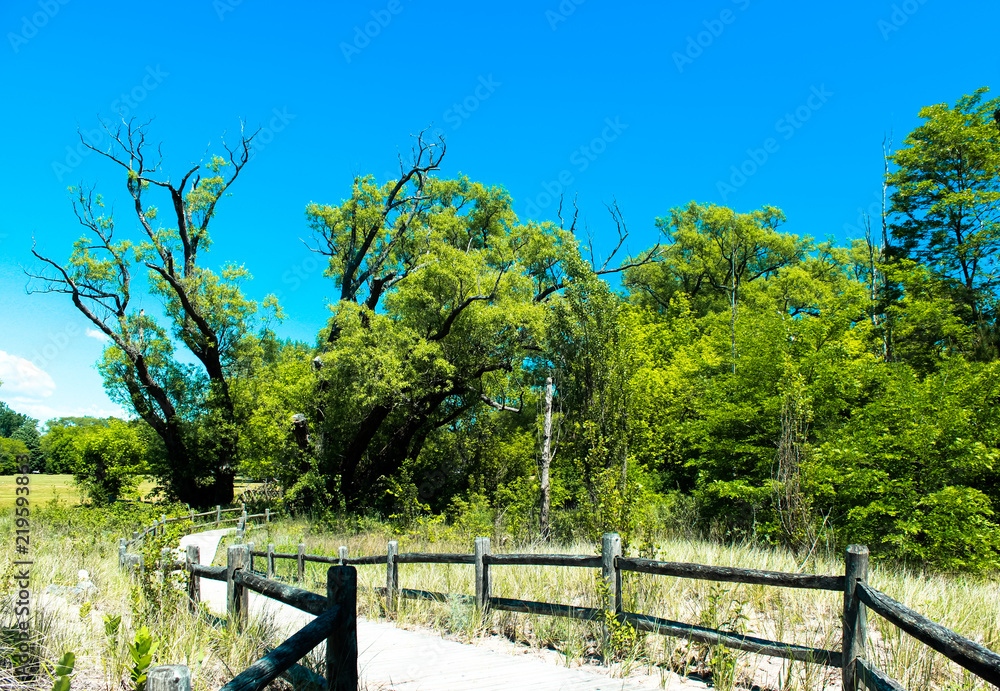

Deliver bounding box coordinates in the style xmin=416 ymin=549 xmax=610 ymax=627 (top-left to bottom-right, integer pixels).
xmin=179 ymin=530 xmax=700 ymax=691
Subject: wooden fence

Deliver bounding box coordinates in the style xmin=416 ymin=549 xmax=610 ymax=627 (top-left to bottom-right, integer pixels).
xmin=117 ymin=504 xmax=273 ymax=573
xmin=118 ymin=507 xmax=362 ymax=691
xmin=246 ymin=535 xmax=1000 ymax=691
xmin=119 ymin=516 xmax=1000 ymax=691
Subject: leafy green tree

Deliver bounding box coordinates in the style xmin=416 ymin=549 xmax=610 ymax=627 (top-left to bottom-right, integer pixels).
xmin=306 ymin=138 xmax=657 ymax=510
xmin=40 ymin=417 xmax=110 ymax=474
xmin=0 ymin=437 xmax=30 ymax=474
xmin=75 ymin=419 xmax=148 ymax=505
xmin=235 ymin=338 xmax=315 ymax=485
xmin=0 ymin=402 xmax=33 ymax=438
xmin=888 ymin=88 xmax=1000 ymax=341
xmin=627 ymin=202 xmax=808 ymax=372
xmin=29 ymin=120 xmax=277 ymax=506
xmin=811 ymin=359 xmax=1000 ymax=570
xmin=10 ymin=421 xmax=42 ymax=471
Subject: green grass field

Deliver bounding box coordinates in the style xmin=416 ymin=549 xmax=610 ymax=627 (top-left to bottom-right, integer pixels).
xmin=0 ymin=473 xmax=87 ymax=507
xmin=0 ymin=474 xmax=259 ymax=507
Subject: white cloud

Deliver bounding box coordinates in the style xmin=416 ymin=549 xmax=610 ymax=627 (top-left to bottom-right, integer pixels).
xmin=0 ymin=351 xmax=55 ymax=398
xmin=85 ymin=328 xmax=109 ymax=342
xmin=3 ymin=396 xmax=127 ymax=425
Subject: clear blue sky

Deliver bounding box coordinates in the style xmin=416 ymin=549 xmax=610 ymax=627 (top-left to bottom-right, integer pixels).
xmin=0 ymin=0 xmax=997 ymax=423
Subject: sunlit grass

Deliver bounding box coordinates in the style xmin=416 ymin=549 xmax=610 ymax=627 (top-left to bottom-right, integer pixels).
xmin=0 ymin=476 xmax=261 ymax=509
xmin=0 ymin=503 xmax=279 ymax=691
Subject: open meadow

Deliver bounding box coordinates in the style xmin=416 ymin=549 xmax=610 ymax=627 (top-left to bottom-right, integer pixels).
xmin=0 ymin=476 xmax=256 ymax=509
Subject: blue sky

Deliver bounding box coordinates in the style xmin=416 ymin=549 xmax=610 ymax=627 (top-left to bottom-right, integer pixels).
xmin=0 ymin=0 xmax=997 ymax=423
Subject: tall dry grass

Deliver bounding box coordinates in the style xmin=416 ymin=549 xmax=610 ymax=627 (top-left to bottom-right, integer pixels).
xmin=0 ymin=507 xmax=291 ymax=691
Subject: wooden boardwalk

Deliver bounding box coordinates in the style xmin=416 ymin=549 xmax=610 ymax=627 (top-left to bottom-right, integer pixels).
xmin=180 ymin=530 xmax=697 ymax=690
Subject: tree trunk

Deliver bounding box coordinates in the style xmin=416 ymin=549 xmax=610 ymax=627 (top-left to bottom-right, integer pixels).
xmin=540 ymin=377 xmax=554 ymax=540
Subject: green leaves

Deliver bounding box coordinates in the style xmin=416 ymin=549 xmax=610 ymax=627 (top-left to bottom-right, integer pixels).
xmin=887 ymin=87 xmax=1000 ymax=332
xmin=51 ymin=651 xmax=75 ymax=691
xmin=127 ymin=626 xmax=158 ymax=691
xmin=74 ymin=419 xmax=149 ymax=505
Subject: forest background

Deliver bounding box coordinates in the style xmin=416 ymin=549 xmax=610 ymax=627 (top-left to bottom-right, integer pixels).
xmin=4 ymin=87 xmax=1000 ymax=573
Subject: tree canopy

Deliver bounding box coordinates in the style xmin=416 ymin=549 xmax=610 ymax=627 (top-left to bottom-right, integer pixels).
xmin=24 ymin=89 xmax=1000 ymax=571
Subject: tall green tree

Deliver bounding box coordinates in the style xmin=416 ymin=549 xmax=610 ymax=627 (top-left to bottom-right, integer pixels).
xmin=0 ymin=437 xmax=30 ymax=474
xmin=75 ymin=419 xmax=149 ymax=505
xmin=10 ymin=421 xmax=42 ymax=472
xmin=888 ymin=88 xmax=1000 ymax=341
xmin=0 ymin=402 xmax=33 ymax=438
xmin=40 ymin=417 xmax=110 ymax=474
xmin=627 ymin=202 xmax=808 ymax=372
xmin=306 ymin=137 xmax=657 ymax=510
xmin=29 ymin=120 xmax=275 ymax=506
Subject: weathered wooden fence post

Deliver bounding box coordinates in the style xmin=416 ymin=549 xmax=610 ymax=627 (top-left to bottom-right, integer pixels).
xmin=118 ymin=538 xmax=127 ymax=568
xmin=601 ymin=532 xmax=622 ymax=658
xmin=147 ymin=665 xmax=191 ymax=691
xmin=297 ymin=542 xmax=306 ymax=583
xmin=265 ymin=508 xmax=270 ymax=524
xmin=842 ymin=544 xmax=869 ymax=691
xmin=160 ymin=514 xmax=167 ymax=535
xmin=326 ymin=566 xmax=358 ymax=691
xmin=215 ymin=505 xmax=221 ymax=528
xmin=246 ymin=542 xmax=254 ymax=573
xmin=186 ymin=544 xmax=200 ymax=612
xmin=385 ymin=540 xmax=399 ymax=614
xmin=227 ymin=545 xmax=249 ymax=629
xmin=339 ymin=546 xmax=348 ymax=565
xmin=190 ymin=508 xmax=195 ymax=524
xmin=132 ymin=530 xmax=140 ymax=543
xmin=266 ymin=544 xmax=275 ymax=579
xmin=474 ymin=536 xmax=491 ymax=614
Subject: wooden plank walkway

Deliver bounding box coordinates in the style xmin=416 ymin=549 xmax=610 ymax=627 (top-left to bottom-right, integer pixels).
xmin=179 ymin=530 xmax=700 ymax=690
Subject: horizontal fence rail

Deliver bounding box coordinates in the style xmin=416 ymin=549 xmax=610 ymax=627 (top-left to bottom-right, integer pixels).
xmin=189 ymin=563 xmax=227 ymax=581
xmin=616 ymin=556 xmax=844 ymax=591
xmin=485 ymin=553 xmax=601 ymax=568
xmin=233 ymin=569 xmax=328 ymax=616
xmin=624 ymin=611 xmax=842 ymax=666
xmin=397 ymin=552 xmax=476 ymax=564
